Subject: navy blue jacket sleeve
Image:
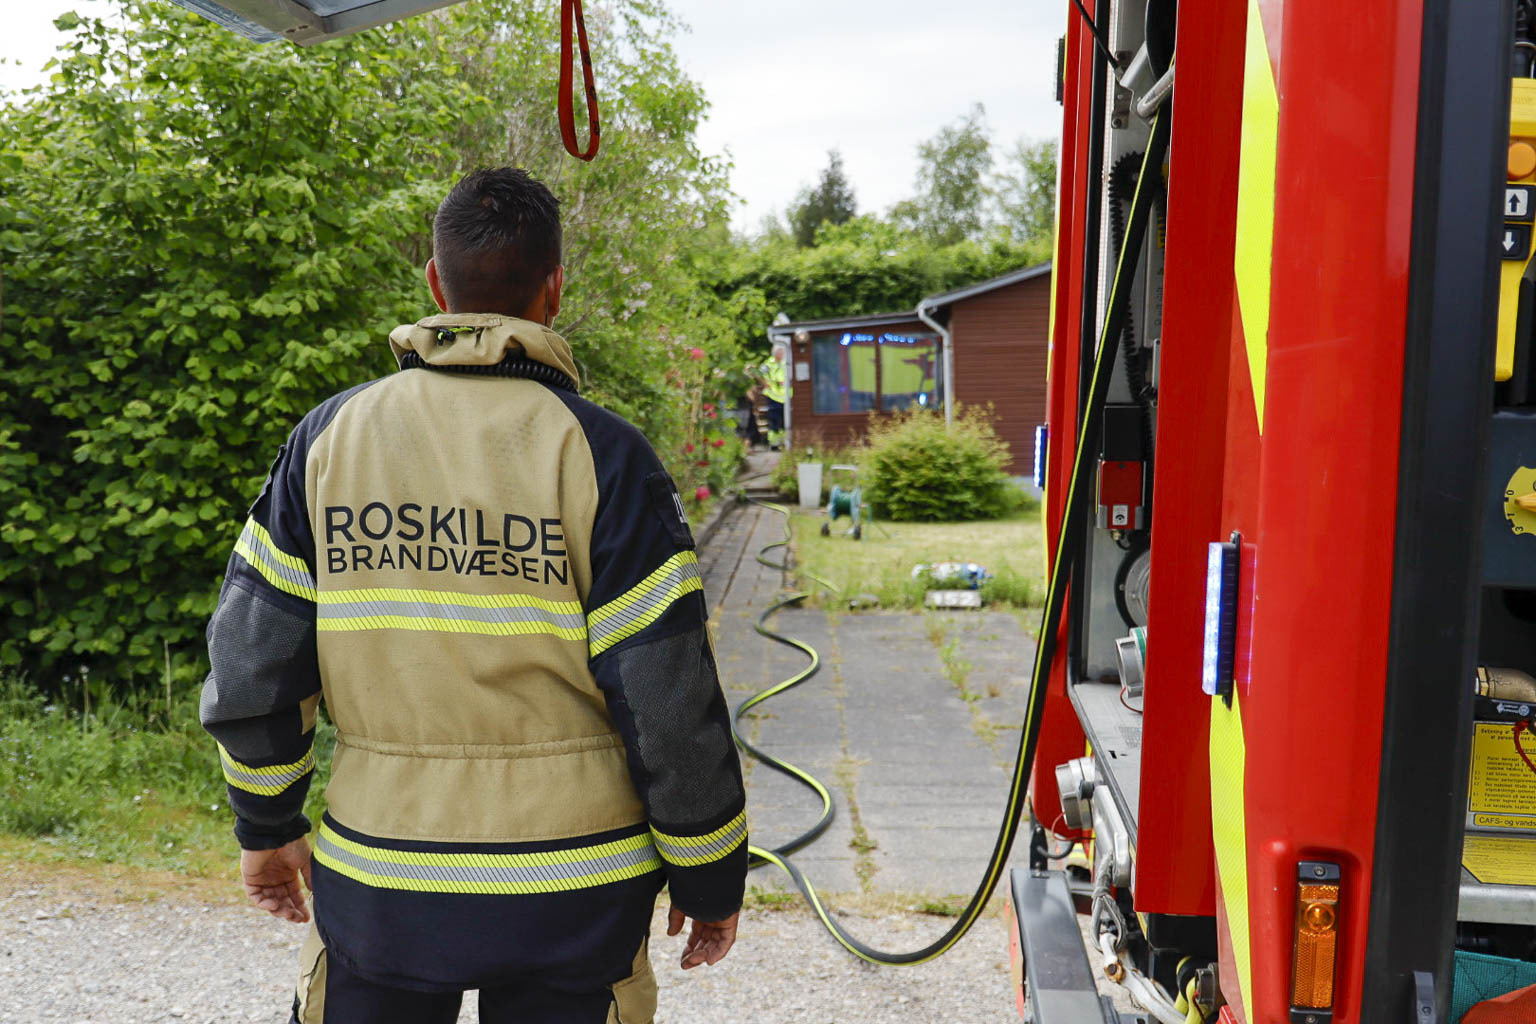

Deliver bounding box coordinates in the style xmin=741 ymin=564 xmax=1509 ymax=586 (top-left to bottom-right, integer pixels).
xmin=558 ymin=392 xmax=748 ymax=922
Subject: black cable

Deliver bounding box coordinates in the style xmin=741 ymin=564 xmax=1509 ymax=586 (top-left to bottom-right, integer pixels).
xmin=738 ymin=110 xmax=1174 ymax=966
xmin=1072 ymin=0 xmax=1121 ymax=71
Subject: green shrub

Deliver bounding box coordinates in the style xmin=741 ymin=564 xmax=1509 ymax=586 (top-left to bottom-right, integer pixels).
xmin=0 ymin=674 xmax=334 ymax=873
xmin=0 ymin=3 xmax=743 ymax=693
xmin=863 ymin=408 xmax=1013 ymax=522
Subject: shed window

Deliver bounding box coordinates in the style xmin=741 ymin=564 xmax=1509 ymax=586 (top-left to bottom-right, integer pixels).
xmin=811 ymin=330 xmax=942 ymax=414
xmin=812 ymin=333 xmax=879 ymax=414
xmin=879 ymin=333 xmax=942 ymax=411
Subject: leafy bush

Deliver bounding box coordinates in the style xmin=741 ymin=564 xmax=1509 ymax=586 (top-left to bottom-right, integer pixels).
xmin=0 ymin=2 xmax=744 ymax=692
xmin=863 ymin=409 xmax=1013 ymax=522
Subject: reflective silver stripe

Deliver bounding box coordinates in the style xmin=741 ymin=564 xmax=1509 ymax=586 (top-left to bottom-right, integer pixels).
xmin=588 ymin=553 xmax=702 ymax=656
xmin=317 ymin=597 xmax=585 ymax=633
xmin=313 ymin=824 xmax=661 ymax=894
xmin=234 ymin=519 xmax=317 ymax=601
xmin=218 ymin=744 xmax=316 ymax=797
xmin=651 ymin=814 xmax=748 ymax=867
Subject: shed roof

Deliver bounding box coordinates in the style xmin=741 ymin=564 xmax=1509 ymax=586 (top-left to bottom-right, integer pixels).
xmin=766 ymin=261 xmax=1053 ymax=338
xmin=766 ymin=310 xmax=929 ymax=338
xmin=918 ymin=260 xmax=1052 ymax=312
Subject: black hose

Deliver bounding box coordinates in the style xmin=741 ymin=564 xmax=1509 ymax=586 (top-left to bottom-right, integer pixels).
xmin=737 ymin=110 xmax=1173 ymax=965
xmin=733 ymin=514 xmax=836 ymax=866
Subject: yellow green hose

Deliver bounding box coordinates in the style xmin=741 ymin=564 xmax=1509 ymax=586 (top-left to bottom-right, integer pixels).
xmin=733 ymin=111 xmax=1171 ymax=965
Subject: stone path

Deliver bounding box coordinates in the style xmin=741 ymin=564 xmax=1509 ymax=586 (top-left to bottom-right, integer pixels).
xmin=702 ymin=502 xmax=1041 ymax=903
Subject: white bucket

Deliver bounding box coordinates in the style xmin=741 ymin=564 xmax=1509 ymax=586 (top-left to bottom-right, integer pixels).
xmin=796 ymin=461 xmax=824 ymax=508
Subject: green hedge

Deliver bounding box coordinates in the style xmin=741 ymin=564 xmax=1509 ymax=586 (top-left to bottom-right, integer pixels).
xmin=863 ymin=409 xmax=1016 ymax=522
xmin=0 ymin=3 xmax=741 ymax=692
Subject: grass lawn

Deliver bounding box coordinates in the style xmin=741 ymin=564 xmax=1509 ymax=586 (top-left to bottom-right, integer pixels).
xmin=0 ymin=679 xmax=333 ymax=878
xmin=788 ymin=509 xmax=1046 ymax=611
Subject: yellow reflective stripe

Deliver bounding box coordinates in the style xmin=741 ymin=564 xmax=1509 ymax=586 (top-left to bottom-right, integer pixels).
xmin=651 ymin=811 xmax=748 ymax=867
xmin=315 ymin=586 xmax=588 ymax=640
xmin=218 ymin=743 xmax=316 ymax=797
xmin=587 ymin=551 xmax=702 ymax=657
xmin=246 ymin=520 xmax=309 ymax=575
xmin=1210 ymin=691 xmax=1253 ymax=1021
xmin=234 ymin=518 xmax=317 ymax=602
xmin=652 ymin=812 xmax=746 ymax=849
xmin=318 ymin=588 xmax=582 ymax=615
xmin=313 ymin=822 xmax=662 ymax=894
xmin=590 ymin=551 xmax=699 ymax=622
xmin=316 ymin=616 xmax=586 ymax=640
xmin=1233 ymin=0 xmax=1279 ymax=433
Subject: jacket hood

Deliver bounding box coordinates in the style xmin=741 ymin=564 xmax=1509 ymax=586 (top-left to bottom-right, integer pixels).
xmin=388 ymin=314 xmax=581 ymax=389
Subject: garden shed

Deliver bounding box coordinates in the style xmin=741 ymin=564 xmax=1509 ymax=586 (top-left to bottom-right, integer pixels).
xmin=767 ymin=261 xmax=1051 ymax=473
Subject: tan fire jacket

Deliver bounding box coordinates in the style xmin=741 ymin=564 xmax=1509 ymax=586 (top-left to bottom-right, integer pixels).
xmin=201 ymin=314 xmax=746 ymax=990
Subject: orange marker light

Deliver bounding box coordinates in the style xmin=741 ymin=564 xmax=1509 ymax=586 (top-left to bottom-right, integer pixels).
xmin=1511 ymin=141 xmax=1536 ymax=180
xmin=1290 ymin=862 xmax=1342 ymax=1023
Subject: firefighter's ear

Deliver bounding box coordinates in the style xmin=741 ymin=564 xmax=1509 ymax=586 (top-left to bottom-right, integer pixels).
xmin=545 ymin=266 xmax=564 ymax=324
xmin=425 ymin=258 xmax=448 ymax=313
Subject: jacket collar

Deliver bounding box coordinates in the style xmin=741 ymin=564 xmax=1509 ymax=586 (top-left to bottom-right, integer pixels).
xmin=388 ymin=314 xmax=581 ymax=389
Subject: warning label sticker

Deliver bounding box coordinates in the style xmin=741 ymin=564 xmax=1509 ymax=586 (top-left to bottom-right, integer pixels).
xmin=1467 ymin=722 xmax=1536 ymax=828
xmin=1463 ymin=834 xmax=1536 ymax=886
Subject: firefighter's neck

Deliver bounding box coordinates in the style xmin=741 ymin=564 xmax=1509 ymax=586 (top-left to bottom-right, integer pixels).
xmin=424 ymin=259 xmax=562 ymax=328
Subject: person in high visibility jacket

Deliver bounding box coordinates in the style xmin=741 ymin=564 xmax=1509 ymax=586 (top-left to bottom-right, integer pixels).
xmin=200 ymin=167 xmax=747 ymax=1024
xmin=761 ymin=355 xmax=785 ymax=444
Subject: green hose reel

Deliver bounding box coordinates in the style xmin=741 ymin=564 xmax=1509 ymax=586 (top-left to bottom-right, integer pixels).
xmin=820 ymin=484 xmax=866 ymax=540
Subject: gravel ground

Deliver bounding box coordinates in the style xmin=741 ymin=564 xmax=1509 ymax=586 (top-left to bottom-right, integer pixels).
xmin=0 ymin=880 xmax=1017 ymax=1023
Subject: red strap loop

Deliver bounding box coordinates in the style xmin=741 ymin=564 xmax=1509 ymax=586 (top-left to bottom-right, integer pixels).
xmin=559 ymin=0 xmax=601 ymax=161
xmin=1514 ymin=719 xmax=1536 ymax=779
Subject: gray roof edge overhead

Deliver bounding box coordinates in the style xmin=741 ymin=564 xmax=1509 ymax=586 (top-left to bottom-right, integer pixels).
xmin=167 ymin=0 xmax=465 ymax=44
xmin=917 ymin=260 xmax=1053 ymax=313
xmin=767 ymin=310 xmax=930 ymax=337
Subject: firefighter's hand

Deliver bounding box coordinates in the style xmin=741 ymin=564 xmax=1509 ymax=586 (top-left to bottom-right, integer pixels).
xmin=241 ymin=837 xmax=313 ymax=924
xmin=667 ymin=906 xmax=739 ymax=969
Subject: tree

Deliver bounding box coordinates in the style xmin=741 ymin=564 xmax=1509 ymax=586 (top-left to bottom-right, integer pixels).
xmin=896 ymin=103 xmax=993 ymax=245
xmin=0 ymin=1 xmax=743 ymax=690
xmin=995 ymin=138 xmax=1059 ymax=246
xmin=706 ymin=215 xmax=1046 ymax=346
xmin=787 ymin=150 xmax=858 ymax=247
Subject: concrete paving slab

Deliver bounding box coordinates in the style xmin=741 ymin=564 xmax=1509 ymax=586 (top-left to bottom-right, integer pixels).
xmin=701 ymin=503 xmax=1040 ymax=902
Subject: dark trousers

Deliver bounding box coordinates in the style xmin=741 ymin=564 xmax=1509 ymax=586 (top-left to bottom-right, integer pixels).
xmin=291 ymin=925 xmax=657 ymax=1024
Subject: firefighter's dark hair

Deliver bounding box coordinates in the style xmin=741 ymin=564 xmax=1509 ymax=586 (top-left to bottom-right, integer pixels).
xmin=432 ymin=167 xmax=562 ymax=316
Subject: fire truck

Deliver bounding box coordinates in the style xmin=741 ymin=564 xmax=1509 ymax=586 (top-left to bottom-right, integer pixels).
xmin=168 ymin=1 xmax=1536 ymax=1020
xmin=1014 ymin=0 xmax=1536 ymax=1020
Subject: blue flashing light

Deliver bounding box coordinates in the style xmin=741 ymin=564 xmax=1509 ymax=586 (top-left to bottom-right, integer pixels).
xmin=832 ymin=331 xmax=936 ymax=347
xmin=1032 ymin=425 xmax=1048 ymax=491
xmin=1201 ymin=539 xmax=1241 ymax=698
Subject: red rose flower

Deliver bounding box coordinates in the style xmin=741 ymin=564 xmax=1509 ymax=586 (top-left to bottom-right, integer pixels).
xmin=695 ymin=486 xmax=711 ymax=501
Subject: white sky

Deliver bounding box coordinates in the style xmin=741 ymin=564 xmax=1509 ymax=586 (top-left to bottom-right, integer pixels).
xmin=0 ymin=0 xmax=1065 ymax=230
